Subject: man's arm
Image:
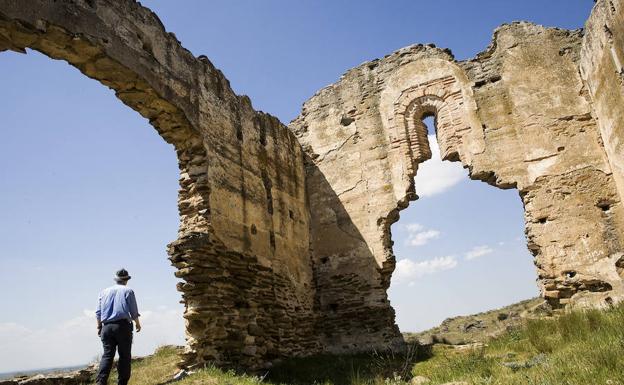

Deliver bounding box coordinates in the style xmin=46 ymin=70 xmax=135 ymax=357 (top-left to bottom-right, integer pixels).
xmin=95 ymin=294 xmax=102 ymax=336
xmin=127 ymin=290 xmax=141 ymax=332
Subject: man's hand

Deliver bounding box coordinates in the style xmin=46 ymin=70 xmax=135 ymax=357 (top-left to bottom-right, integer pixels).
xmin=134 ymin=319 xmax=141 ymax=333
xmin=97 ymin=325 xmax=102 ymax=337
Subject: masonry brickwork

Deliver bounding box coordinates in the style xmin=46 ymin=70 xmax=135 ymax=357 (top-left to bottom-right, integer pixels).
xmin=1 ymin=0 xmax=623 ymax=371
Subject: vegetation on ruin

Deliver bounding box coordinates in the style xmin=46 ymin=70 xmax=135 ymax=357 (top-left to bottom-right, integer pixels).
xmin=101 ymin=301 xmax=624 ymax=385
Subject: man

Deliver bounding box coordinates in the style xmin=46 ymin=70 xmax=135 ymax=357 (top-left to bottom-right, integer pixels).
xmin=95 ymin=268 xmax=141 ymax=385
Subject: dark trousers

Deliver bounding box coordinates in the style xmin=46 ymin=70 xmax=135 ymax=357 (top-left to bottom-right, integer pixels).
xmin=96 ymin=320 xmax=133 ymax=385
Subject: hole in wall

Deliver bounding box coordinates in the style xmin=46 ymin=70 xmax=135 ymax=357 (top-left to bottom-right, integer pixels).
xmin=583 ymin=280 xmax=612 ymax=292
xmin=340 ymin=115 xmax=354 ymax=126
xmin=615 ymin=255 xmax=624 ymax=277
xmin=388 ymin=116 xmax=539 ymax=335
xmin=269 ymin=230 xmax=276 ymax=249
xmin=261 ymin=170 xmax=274 ymax=215
xmin=597 ymin=200 xmax=612 ymax=212
xmin=236 ymin=126 xmax=244 ymax=141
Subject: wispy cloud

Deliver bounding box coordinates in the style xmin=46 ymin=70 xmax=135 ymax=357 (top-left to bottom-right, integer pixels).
xmin=465 ymin=245 xmax=494 ymax=260
xmin=414 ymin=135 xmax=467 ymax=198
xmin=0 ymin=306 xmax=185 ymax=373
xmin=404 ymin=223 xmax=440 ymax=247
xmin=393 ymin=256 xmax=458 ymax=286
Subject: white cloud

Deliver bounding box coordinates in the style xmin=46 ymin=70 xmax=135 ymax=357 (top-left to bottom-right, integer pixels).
xmin=0 ymin=306 xmax=185 ymax=373
xmin=407 ymin=230 xmax=440 ymax=246
xmin=465 ymin=245 xmax=494 ymax=260
xmin=403 ymin=223 xmax=441 ymax=247
xmin=393 ymin=256 xmax=458 ymax=286
xmin=405 ymin=223 xmax=423 ymax=232
xmin=415 ymin=135 xmax=467 ymax=198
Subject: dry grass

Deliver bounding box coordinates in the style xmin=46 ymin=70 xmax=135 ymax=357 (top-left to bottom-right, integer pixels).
xmin=107 ymin=346 xmax=182 ymax=385
xmin=412 ymin=303 xmax=624 ymax=384
xmin=105 ymin=302 xmax=624 ymax=385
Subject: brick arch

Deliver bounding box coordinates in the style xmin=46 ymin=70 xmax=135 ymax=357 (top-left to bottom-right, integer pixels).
xmin=392 ymin=77 xmax=476 ymax=176
xmin=399 ymin=94 xmax=463 ymax=167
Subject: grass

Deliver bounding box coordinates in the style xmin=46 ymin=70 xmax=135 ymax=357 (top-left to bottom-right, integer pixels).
xmin=107 ymin=345 xmax=428 ymax=385
xmin=412 ymin=303 xmax=624 ymax=385
xmin=108 ymin=346 xmax=268 ymax=385
xmin=403 ymin=297 xmax=545 ymax=346
xmin=104 ymin=302 xmax=624 ymax=385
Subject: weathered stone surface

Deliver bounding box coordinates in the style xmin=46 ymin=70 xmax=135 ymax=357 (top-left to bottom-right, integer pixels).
xmin=0 ymin=0 xmax=314 ymax=370
xmin=581 ymin=0 xmax=624 ymax=205
xmin=1 ymin=367 xmax=95 ymax=385
xmin=291 ymin=0 xmax=624 ymax=354
xmin=1 ymin=0 xmax=623 ymax=372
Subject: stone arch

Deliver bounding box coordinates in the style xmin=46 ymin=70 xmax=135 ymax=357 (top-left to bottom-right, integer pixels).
xmin=6 ymin=0 xmax=624 ymax=374
xmin=377 ymin=55 xmax=540 ymax=316
xmin=379 ymin=58 xmax=492 ymax=214
xmin=0 ymin=2 xmax=212 ymax=367
xmin=378 ymin=53 xmax=624 ymax=313
xmin=0 ymin=6 xmax=210 ymax=233
xmin=0 ymin=1 xmax=316 ymax=371
xmin=399 ymin=93 xmax=463 ymax=164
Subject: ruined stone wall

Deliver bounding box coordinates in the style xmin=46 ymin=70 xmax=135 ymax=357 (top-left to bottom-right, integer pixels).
xmin=581 ymin=0 xmax=624 ymax=225
xmin=291 ymin=17 xmax=624 ymax=353
xmin=2 ymin=0 xmax=624 ymax=372
xmin=0 ymin=0 xmax=317 ymax=370
xmin=460 ymin=23 xmax=624 ymax=309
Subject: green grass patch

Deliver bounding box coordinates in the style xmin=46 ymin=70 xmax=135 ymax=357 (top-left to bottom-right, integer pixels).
xmin=413 ymin=303 xmax=624 ymax=385
xmin=104 ymin=303 xmax=624 ymax=385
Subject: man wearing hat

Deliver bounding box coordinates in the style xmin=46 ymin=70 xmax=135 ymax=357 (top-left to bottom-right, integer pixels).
xmin=95 ymin=268 xmax=141 ymax=385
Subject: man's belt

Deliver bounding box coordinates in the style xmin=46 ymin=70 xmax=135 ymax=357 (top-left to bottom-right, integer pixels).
xmin=103 ymin=318 xmax=131 ymax=325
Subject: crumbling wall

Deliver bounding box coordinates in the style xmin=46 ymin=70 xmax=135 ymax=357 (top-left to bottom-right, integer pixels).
xmin=0 ymin=0 xmax=317 ymax=370
xmin=460 ymin=23 xmax=624 ymax=309
xmin=580 ymin=0 xmax=624 ymax=250
xmin=2 ymin=0 xmax=624 ymax=371
xmin=291 ymin=19 xmax=624 ymax=353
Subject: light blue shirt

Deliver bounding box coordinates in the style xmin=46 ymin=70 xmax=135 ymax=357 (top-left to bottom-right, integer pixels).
xmin=95 ymin=284 xmax=140 ymax=323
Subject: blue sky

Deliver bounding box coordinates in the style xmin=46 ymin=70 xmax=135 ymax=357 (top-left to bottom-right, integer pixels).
xmin=0 ymin=0 xmax=593 ymax=373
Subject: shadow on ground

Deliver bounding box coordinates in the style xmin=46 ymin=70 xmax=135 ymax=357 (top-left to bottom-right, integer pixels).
xmin=264 ymin=343 xmax=432 ymax=385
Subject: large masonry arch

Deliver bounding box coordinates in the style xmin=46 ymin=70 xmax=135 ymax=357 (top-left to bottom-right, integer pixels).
xmin=0 ymin=0 xmax=315 ymax=371
xmin=3 ymin=0 xmax=624 ymax=372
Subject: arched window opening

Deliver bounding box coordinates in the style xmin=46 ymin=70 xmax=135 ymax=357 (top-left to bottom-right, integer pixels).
xmin=388 ymin=116 xmax=539 ymax=336
xmin=0 ymin=49 xmax=184 ymax=375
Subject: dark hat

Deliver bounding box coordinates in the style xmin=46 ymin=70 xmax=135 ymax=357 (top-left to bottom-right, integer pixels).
xmin=114 ymin=268 xmax=131 ymax=282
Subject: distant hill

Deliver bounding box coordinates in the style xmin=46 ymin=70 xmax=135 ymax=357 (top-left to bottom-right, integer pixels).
xmin=403 ymin=297 xmax=549 ymax=345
